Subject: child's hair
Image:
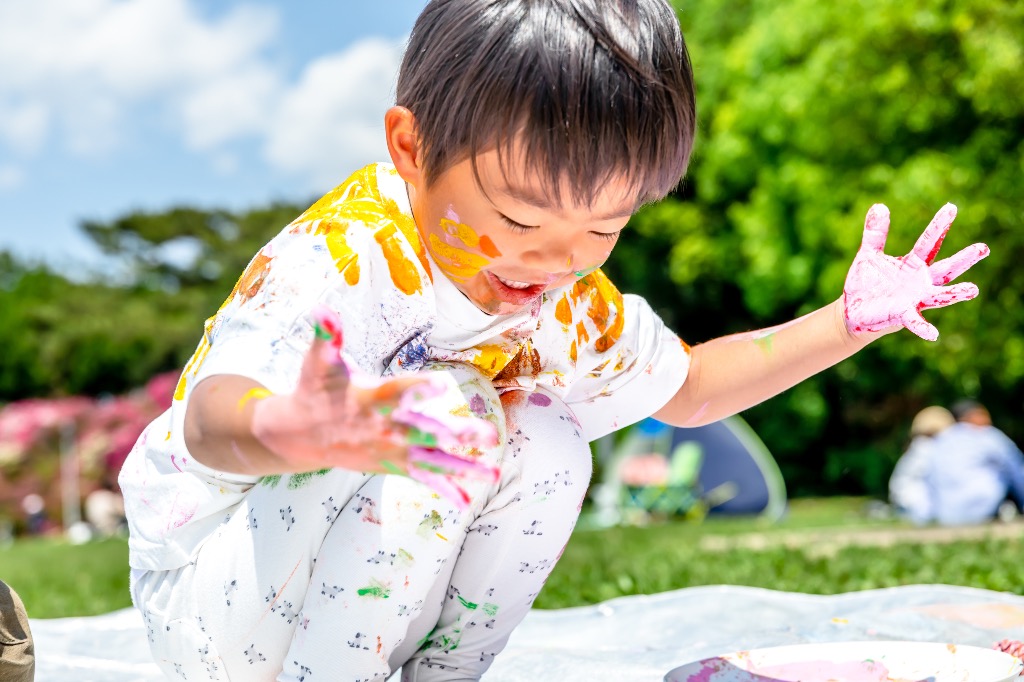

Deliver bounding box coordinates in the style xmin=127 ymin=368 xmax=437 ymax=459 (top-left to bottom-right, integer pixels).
xmin=396 ymin=0 xmax=696 ymax=207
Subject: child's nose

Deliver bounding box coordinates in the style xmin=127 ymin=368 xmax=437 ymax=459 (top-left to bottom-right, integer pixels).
xmin=521 ymin=241 xmax=574 ymax=275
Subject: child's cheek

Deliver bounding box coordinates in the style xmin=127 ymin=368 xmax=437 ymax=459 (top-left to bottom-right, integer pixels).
xmin=427 ymin=217 xmax=497 ymax=282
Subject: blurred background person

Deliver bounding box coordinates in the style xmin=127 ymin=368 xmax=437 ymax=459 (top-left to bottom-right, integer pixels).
xmin=889 ymin=405 xmax=956 ymax=524
xmin=926 ymin=400 xmax=1024 ymax=526
xmin=84 ymin=477 xmax=126 ymax=538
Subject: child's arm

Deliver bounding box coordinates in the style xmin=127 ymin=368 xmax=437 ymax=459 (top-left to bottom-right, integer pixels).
xmin=655 ymin=203 xmax=989 ymax=427
xmin=184 ymin=308 xmax=499 ymax=506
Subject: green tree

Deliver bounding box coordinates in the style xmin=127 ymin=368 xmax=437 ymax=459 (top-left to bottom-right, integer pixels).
xmin=605 ymin=0 xmax=1023 ymax=495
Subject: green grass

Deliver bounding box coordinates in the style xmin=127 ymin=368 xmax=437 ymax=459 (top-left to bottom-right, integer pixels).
xmin=536 ymin=525 xmax=1024 ymax=609
xmin=0 ymin=536 xmax=132 ymax=618
xmin=2 ymin=498 xmax=1022 ymax=619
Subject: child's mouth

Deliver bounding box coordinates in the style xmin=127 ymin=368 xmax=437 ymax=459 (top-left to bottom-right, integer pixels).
xmin=485 ymin=272 xmax=549 ymax=305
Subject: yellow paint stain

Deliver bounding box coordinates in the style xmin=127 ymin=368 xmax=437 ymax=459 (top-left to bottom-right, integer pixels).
xmin=831 ymin=617 xmax=848 ymax=624
xmin=237 ymin=387 xmax=274 ymax=412
xmin=173 ymin=335 xmax=212 ymax=401
xmin=427 ymin=234 xmax=489 ymax=281
xmin=555 ymin=294 xmax=572 ymax=326
xmin=440 ymin=218 xmax=480 ymax=249
xmin=613 ymin=355 xmax=625 ymax=372
xmin=472 ymin=344 xmax=514 ymax=378
xmin=165 ymin=431 xmax=172 ymax=441
xmin=569 ymin=339 xmax=578 ymax=364
xmin=376 ymin=224 xmax=423 ymax=296
xmin=450 ymin=404 xmax=472 ymax=417
xmin=436 ymin=533 xmax=448 ymax=542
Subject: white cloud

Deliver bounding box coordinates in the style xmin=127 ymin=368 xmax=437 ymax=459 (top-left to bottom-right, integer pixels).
xmin=0 ymin=0 xmax=279 ymax=157
xmin=263 ymin=38 xmax=405 ymax=190
xmin=0 ymin=0 xmax=405 ymax=190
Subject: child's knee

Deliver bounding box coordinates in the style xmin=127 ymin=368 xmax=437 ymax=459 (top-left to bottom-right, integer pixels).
xmin=500 ymin=388 xmax=593 ymax=503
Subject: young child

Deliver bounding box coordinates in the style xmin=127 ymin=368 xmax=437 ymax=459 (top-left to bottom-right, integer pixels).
xmin=119 ymin=0 xmax=989 ymax=679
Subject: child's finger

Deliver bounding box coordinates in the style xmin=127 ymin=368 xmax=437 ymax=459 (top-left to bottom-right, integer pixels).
xmin=408 ymin=446 xmax=500 ymax=484
xmin=396 ymin=410 xmax=499 ymax=451
xmin=919 ymin=282 xmax=979 ymax=310
xmin=859 ymin=204 xmax=890 ymax=255
xmin=900 ymin=309 xmax=939 ymax=342
xmin=300 ymin=305 xmax=350 ymax=386
xmin=406 ymin=463 xmax=474 ymax=511
xmin=929 ymin=242 xmax=989 ymax=285
xmin=910 ymin=203 xmax=957 ymax=265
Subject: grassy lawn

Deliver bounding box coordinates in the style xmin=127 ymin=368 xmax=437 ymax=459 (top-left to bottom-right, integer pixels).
xmin=2 ymin=497 xmax=1023 ymax=619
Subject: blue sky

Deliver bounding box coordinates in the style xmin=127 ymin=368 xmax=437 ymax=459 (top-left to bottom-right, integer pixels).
xmin=0 ymin=0 xmax=427 ymax=277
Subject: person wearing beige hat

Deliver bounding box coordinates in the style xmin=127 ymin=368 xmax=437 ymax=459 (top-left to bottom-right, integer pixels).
xmin=889 ymin=405 xmax=956 ymax=524
xmin=0 ymin=580 xmax=34 ymax=682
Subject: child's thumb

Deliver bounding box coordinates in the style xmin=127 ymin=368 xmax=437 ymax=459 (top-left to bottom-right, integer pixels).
xmin=303 ymin=305 xmax=350 ymax=383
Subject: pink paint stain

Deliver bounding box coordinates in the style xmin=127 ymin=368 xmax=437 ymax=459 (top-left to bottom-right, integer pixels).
xmin=527 ymin=393 xmax=552 ymax=407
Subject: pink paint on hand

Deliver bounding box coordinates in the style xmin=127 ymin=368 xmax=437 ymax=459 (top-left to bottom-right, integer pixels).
xmin=842 ymin=203 xmax=988 ymax=341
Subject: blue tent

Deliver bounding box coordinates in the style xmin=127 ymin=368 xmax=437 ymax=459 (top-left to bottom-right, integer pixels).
xmin=587 ymin=416 xmax=786 ymax=526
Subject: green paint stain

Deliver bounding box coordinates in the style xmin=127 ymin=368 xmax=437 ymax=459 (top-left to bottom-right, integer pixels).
xmin=356 ymin=583 xmax=391 ymax=599
xmin=417 ymin=510 xmax=444 ymax=537
xmin=259 ymin=474 xmax=282 ymax=488
xmin=457 ymin=595 xmax=478 ymax=610
xmin=381 ymin=460 xmax=406 ymax=476
xmin=396 ymin=548 xmax=415 ymax=567
xmin=313 ymin=322 xmax=333 ymax=341
xmin=287 ymin=468 xmax=331 ymax=489
xmin=753 ymin=332 xmax=775 ymax=354
xmin=407 ymin=428 xmax=438 ymax=447
xmin=482 ymin=602 xmax=499 ymax=617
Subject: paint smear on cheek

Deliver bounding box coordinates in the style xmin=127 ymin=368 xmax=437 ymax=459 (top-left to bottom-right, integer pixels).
xmin=478 ymin=235 xmax=502 ymax=258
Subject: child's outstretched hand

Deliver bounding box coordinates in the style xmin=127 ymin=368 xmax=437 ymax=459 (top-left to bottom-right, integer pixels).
xmin=249 ymin=306 xmax=499 ymax=508
xmin=843 ymin=203 xmax=989 ymax=341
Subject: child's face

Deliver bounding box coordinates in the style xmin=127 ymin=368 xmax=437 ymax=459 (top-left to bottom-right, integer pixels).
xmin=407 ymin=147 xmax=636 ymax=316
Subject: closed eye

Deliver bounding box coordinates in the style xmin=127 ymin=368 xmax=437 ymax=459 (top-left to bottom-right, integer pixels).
xmin=591 ymin=230 xmax=621 ymax=242
xmin=499 ymin=214 xmax=539 ymax=235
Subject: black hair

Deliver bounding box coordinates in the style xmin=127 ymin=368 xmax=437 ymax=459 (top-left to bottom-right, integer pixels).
xmin=951 ymin=399 xmax=987 ymax=422
xmin=396 ymin=0 xmax=696 ymax=207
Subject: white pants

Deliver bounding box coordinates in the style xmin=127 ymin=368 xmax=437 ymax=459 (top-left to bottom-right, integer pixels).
xmin=132 ymin=363 xmax=592 ymax=681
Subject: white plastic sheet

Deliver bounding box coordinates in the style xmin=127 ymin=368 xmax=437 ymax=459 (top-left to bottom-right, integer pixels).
xmin=33 ymin=584 xmax=1024 ymax=681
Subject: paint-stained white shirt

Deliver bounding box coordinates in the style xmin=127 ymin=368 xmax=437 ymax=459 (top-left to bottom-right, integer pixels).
xmin=119 ymin=163 xmax=690 ymax=570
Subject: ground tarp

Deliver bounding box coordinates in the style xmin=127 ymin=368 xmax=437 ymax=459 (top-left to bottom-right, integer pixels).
xmin=33 ymin=584 xmax=1024 ymax=681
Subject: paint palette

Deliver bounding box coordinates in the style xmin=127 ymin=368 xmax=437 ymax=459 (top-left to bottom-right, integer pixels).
xmin=664 ymin=641 xmax=1023 ymax=682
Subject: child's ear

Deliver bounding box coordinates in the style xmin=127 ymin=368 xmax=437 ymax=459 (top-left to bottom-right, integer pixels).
xmin=384 ymin=106 xmax=424 ymax=186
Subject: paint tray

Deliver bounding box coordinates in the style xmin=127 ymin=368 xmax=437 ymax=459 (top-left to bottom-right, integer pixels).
xmin=665 ymin=641 xmax=1023 ymax=682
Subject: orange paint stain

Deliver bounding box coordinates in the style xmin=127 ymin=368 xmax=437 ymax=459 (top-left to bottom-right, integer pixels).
xmin=569 ymin=339 xmax=578 ymax=364
xmin=555 ymin=295 xmax=572 ymax=326
xmin=231 ymin=250 xmax=273 ymax=306
xmin=478 ymin=235 xmax=502 ymax=258
xmin=375 ymin=225 xmax=423 ymax=296
xmin=343 ymin=260 xmax=360 ymax=286
xmin=576 ymin=321 xmax=590 ymax=344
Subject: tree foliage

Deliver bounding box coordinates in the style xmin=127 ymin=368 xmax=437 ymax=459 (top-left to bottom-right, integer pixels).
xmin=603 ymin=0 xmax=1024 ymax=494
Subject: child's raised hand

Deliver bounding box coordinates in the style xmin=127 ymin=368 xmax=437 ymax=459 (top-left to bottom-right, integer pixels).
xmin=842 ymin=203 xmax=989 ymax=341
xmin=249 ymin=306 xmax=499 ymax=508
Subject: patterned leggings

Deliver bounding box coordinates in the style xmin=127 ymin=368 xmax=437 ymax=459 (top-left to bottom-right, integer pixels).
xmin=131 ymin=362 xmax=592 ymax=681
